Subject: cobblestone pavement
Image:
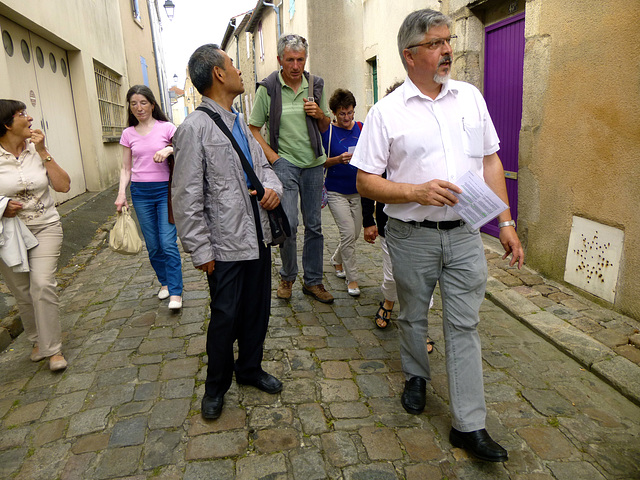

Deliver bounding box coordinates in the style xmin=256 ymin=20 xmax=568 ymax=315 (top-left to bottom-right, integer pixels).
xmin=1 ymin=208 xmax=639 ymax=480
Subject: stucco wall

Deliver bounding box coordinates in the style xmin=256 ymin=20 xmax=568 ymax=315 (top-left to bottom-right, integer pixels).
xmin=520 ymin=0 xmax=640 ymax=317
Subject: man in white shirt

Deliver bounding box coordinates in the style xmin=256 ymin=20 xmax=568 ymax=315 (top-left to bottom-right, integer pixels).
xmin=351 ymin=9 xmax=524 ymax=463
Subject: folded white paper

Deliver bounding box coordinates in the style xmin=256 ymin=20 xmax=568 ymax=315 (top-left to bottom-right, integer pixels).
xmin=452 ymin=171 xmax=508 ymax=230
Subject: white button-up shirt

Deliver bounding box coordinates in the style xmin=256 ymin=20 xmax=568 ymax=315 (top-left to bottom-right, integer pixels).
xmin=351 ymin=77 xmax=500 ymax=222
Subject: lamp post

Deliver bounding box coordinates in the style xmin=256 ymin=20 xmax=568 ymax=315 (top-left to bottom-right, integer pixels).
xmin=163 ymin=0 xmax=175 ymax=20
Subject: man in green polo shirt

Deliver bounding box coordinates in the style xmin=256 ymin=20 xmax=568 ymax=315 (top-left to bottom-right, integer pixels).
xmin=249 ymin=34 xmax=334 ymax=304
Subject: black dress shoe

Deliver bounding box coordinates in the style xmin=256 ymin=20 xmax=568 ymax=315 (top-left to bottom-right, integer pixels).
xmin=401 ymin=377 xmax=427 ymax=414
xmin=237 ymin=372 xmax=283 ymax=394
xmin=201 ymin=394 xmax=224 ymax=420
xmin=449 ymin=428 xmax=508 ymax=462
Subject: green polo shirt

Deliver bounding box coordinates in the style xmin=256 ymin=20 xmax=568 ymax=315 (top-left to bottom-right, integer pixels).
xmin=249 ymin=72 xmax=330 ymax=168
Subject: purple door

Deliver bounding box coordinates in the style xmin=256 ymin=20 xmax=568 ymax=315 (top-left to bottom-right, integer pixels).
xmin=481 ymin=13 xmax=525 ymax=237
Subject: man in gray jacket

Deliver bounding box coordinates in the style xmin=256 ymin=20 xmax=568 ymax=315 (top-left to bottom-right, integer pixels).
xmin=172 ymin=44 xmax=284 ymax=420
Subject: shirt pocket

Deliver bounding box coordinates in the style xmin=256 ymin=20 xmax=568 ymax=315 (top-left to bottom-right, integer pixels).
xmin=462 ymin=121 xmax=484 ymax=158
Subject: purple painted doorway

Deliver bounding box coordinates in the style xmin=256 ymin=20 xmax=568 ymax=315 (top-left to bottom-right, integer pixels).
xmin=481 ymin=12 xmax=525 ymax=237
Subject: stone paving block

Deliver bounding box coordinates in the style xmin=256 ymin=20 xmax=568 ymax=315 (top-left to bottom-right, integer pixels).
xmin=321 ymin=431 xmax=359 ymax=467
xmin=349 ymin=359 xmax=389 ymax=374
xmin=115 ymin=400 xmax=153 ymax=418
xmin=397 ymin=427 xmax=445 ymax=461
xmin=329 ymin=401 xmax=370 ymax=419
xmin=71 ymin=432 xmax=110 ymax=454
xmin=592 ymin=355 xmax=640 ymax=404
xmin=138 ymin=364 xmax=160 ymax=381
xmin=87 ymin=384 xmax=135 ymax=408
xmin=289 ymin=448 xmax=327 ymax=480
xmin=487 ymin=288 xmax=539 ymax=317
xmin=92 ymin=445 xmax=142 ymax=479
xmin=236 ymin=452 xmax=287 ymax=480
xmin=404 ymin=463 xmax=444 ymax=480
xmin=109 ymin=415 xmax=147 ymax=447
xmin=185 ymin=431 xmax=248 ymax=460
xmin=56 ymin=372 xmax=95 ymax=394
xmin=356 ymin=374 xmax=392 ymax=398
xmin=67 ymin=406 xmax=111 ymax=437
xmin=186 ymin=335 xmax=206 ymax=356
xmin=149 ymin=398 xmax=190 ymax=429
xmin=162 ymin=378 xmax=195 ymax=399
xmin=0 ymin=447 xmax=27 ymax=476
xmin=187 ymin=408 xmax=245 ymax=437
xmin=614 ymin=344 xmax=640 ymax=365
xmin=315 ymin=347 xmax=360 ymax=361
xmin=60 ymin=452 xmax=97 ymax=480
xmin=516 ymin=426 xmax=576 ymax=460
xmin=297 ymin=403 xmax=328 ymax=434
xmin=287 ymin=349 xmax=317 ymax=371
xmin=319 ymin=379 xmax=360 ymax=402
xmin=567 ymin=316 xmax=604 ymax=334
xmin=4 ymin=399 xmax=47 ymax=425
xmin=281 ymin=378 xmax=318 ymax=404
xmin=32 ymin=418 xmax=67 ymax=447
xmin=138 ymin=337 xmax=184 ymax=355
xmin=160 ymin=357 xmax=200 ymax=380
xmin=134 ymin=381 xmax=160 ymax=401
xmin=143 ymin=429 xmax=182 ymax=470
xmin=14 ymin=441 xmax=70 ymax=480
xmin=321 ymin=360 xmax=352 ymax=379
xmin=326 ymin=336 xmax=359 ymax=349
xmin=359 ymin=425 xmax=403 ymax=460
xmin=42 ymin=390 xmax=87 ymax=421
xmin=95 ymin=366 xmax=138 ymax=388
xmin=547 ymin=461 xmax=607 ymax=480
xmin=343 ymin=463 xmax=399 ymax=480
xmin=0 ymin=425 xmax=29 ymax=450
xmin=254 ymin=427 xmax=300 ymax=453
xmin=184 ymin=459 xmax=235 ymax=480
xmin=594 ymin=328 xmax=633 ymax=349
xmin=521 ymin=388 xmax=576 ymax=416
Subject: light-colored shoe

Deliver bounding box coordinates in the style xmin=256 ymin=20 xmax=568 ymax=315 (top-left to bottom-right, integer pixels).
xmin=49 ymin=354 xmax=68 ymax=371
xmin=335 ymin=268 xmax=346 ymax=278
xmin=168 ymin=296 xmax=182 ymax=311
xmin=346 ymin=280 xmax=360 ymax=297
xmin=158 ymin=287 xmax=170 ymax=300
xmin=30 ymin=344 xmax=46 ymax=362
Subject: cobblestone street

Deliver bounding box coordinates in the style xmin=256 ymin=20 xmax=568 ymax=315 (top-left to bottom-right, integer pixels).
xmin=1 ymin=208 xmax=639 ymax=479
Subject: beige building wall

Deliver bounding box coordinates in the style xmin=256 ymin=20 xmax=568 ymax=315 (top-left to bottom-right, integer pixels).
xmin=118 ymin=0 xmax=161 ymax=97
xmin=253 ymin=8 xmax=279 ymax=86
xmin=0 ymin=0 xmax=140 ymax=192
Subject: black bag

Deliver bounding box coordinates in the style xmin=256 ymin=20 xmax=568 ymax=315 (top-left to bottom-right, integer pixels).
xmin=195 ymin=106 xmax=290 ymax=246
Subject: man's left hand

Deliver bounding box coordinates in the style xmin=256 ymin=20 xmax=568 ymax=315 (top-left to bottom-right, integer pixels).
xmin=303 ymin=98 xmax=324 ymax=121
xmin=251 ymin=188 xmax=280 ymax=211
xmin=499 ymin=227 xmax=524 ymax=269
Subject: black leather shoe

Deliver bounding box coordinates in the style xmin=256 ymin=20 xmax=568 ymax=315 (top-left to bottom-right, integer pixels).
xmin=237 ymin=372 xmax=283 ymax=394
xmin=201 ymin=394 xmax=224 ymax=420
xmin=401 ymin=377 xmax=427 ymax=414
xmin=449 ymin=428 xmax=508 ymax=462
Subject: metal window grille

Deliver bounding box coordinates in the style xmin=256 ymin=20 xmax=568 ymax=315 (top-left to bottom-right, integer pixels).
xmin=94 ymin=63 xmax=125 ymax=140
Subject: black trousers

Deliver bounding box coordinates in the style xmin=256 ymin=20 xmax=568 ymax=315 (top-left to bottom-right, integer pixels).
xmin=205 ymin=198 xmax=272 ymax=397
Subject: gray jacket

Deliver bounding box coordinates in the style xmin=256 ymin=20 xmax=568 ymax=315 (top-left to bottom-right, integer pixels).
xmin=172 ymin=97 xmax=283 ymax=266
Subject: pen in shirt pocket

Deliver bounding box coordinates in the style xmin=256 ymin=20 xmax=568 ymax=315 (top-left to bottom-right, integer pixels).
xmin=462 ymin=117 xmax=465 ymax=131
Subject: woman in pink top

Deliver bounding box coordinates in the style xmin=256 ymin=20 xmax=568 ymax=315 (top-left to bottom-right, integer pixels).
xmin=115 ymin=86 xmax=183 ymax=311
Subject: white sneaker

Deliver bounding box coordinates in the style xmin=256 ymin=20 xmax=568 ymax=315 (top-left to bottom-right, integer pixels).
xmin=168 ymin=296 xmax=182 ymax=311
xmin=158 ymin=287 xmax=170 ymax=300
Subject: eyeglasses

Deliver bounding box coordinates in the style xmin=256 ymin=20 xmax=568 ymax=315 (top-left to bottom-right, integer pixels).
xmin=337 ymin=111 xmax=354 ymax=118
xmin=407 ymin=35 xmax=457 ymax=51
xmin=15 ymin=110 xmax=28 ymax=118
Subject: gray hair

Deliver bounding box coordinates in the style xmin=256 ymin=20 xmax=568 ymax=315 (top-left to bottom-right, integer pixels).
xmin=277 ymin=34 xmax=308 ymax=58
xmin=188 ymin=44 xmax=226 ymax=94
xmin=397 ymin=9 xmax=451 ymax=71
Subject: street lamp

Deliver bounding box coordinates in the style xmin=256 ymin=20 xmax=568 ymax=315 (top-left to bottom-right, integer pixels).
xmin=163 ymin=0 xmax=175 ymax=20
xmin=173 ymin=74 xmax=178 ymax=85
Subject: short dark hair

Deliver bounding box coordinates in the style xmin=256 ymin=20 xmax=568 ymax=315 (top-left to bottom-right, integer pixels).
xmin=0 ymin=99 xmax=27 ymax=137
xmin=328 ymin=89 xmax=356 ymax=114
xmin=125 ymin=85 xmax=169 ymax=127
xmin=188 ymin=44 xmax=225 ymax=95
xmin=385 ymin=81 xmax=404 ymax=96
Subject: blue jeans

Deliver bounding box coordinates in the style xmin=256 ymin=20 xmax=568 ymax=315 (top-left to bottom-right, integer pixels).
xmin=386 ymin=218 xmax=487 ymax=432
xmin=130 ymin=182 xmax=183 ymax=296
xmin=272 ymin=158 xmax=324 ymax=286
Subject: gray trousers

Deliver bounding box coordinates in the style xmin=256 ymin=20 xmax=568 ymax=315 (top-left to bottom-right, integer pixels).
xmin=386 ymin=217 xmax=487 ymax=432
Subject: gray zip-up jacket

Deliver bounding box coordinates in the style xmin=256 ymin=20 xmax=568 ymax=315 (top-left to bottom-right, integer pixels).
xmin=171 ymin=97 xmax=283 ymax=267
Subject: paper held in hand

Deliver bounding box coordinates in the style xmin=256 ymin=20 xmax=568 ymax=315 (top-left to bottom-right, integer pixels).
xmin=452 ymin=171 xmax=508 ymax=230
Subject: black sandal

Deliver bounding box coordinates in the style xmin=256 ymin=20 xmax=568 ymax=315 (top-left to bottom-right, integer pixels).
xmin=427 ymin=337 xmax=435 ymax=354
xmin=375 ymin=301 xmax=392 ymax=329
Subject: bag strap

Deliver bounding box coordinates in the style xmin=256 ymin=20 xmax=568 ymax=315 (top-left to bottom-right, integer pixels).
xmin=195 ymin=106 xmax=265 ymax=200
xmin=324 ymin=124 xmax=332 ymax=181
xmin=309 ymin=74 xmax=314 ymax=100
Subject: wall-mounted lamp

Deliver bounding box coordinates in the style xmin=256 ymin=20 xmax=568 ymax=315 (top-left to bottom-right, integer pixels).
xmin=163 ymin=0 xmax=175 ymax=20
xmin=173 ymin=74 xmax=178 ymax=84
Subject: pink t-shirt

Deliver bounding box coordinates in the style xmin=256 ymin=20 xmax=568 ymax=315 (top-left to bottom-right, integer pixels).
xmin=120 ymin=120 xmax=176 ymax=182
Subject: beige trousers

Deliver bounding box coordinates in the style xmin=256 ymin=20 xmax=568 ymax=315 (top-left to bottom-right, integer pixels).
xmin=0 ymin=220 xmax=63 ymax=357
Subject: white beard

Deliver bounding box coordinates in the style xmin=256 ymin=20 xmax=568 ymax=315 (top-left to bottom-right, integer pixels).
xmin=434 ymin=72 xmax=450 ymax=84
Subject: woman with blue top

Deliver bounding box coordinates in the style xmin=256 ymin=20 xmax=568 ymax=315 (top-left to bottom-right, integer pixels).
xmin=321 ymin=89 xmax=363 ymax=296
xmin=115 ymin=85 xmax=183 ymax=311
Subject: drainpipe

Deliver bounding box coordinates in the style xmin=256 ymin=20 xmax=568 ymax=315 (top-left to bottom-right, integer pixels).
xmin=262 ymin=1 xmax=281 ymax=39
xmin=252 ymin=1 xmax=281 ymax=88
xmin=146 ymin=0 xmax=171 ymax=120
xmin=235 ymin=31 xmax=243 ymax=114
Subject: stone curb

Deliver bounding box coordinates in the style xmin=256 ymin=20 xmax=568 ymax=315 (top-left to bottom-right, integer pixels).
xmin=483 ymin=243 xmax=640 ymax=407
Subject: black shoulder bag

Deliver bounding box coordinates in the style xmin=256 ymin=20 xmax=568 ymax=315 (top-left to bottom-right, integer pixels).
xmin=195 ymin=106 xmax=291 ymax=246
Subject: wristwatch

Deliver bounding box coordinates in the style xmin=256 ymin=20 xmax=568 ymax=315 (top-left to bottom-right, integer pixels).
xmin=498 ymin=220 xmax=516 ymax=228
